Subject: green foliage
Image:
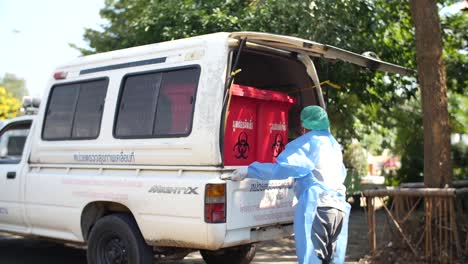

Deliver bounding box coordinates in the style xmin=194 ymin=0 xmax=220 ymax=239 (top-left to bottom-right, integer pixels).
xmin=442 ymin=12 xmax=468 ymax=95
xmin=344 ymin=169 xmax=362 ymax=194
xmin=390 ymin=96 xmax=424 ymax=184
xmin=73 ymin=0 xmax=253 ymax=54
xmin=449 ymin=92 xmax=468 ymax=135
xmin=343 ymin=141 xmax=368 ymax=177
xmin=0 ymin=73 xmax=28 ymax=100
xmin=0 ymin=86 xmax=21 ymax=120
xmin=343 ymin=140 xmax=368 ymax=192
xmin=452 ymin=140 xmax=467 ymax=180
xmin=385 ymin=5 xmax=467 ymax=183
xmin=442 ymin=9 xmax=468 ymax=181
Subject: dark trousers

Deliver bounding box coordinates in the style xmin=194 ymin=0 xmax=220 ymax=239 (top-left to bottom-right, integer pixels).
xmin=311 ymin=207 xmax=345 ymax=264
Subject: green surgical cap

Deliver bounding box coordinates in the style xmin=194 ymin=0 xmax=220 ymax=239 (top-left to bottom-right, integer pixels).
xmin=300 ymin=105 xmax=330 ymax=130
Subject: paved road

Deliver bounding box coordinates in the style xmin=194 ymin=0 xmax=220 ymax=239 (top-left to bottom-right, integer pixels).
xmin=0 ymin=210 xmax=374 ymax=263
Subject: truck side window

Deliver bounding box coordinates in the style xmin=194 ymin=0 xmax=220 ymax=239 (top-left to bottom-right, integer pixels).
xmin=115 ymin=66 xmax=200 ymax=138
xmin=115 ymin=73 xmax=163 ymax=137
xmin=42 ymin=79 xmax=108 ymax=140
xmin=0 ymin=121 xmax=31 ymax=164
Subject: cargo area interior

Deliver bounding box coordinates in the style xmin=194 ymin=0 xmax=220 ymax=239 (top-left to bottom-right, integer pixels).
xmin=223 ymin=48 xmax=320 ymax=166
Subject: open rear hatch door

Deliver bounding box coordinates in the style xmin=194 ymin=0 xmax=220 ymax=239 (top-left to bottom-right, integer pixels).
xmin=229 ymin=32 xmax=413 ymax=76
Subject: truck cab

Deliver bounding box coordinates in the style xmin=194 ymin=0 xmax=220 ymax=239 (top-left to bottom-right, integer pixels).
xmin=0 ymin=115 xmax=34 ymax=232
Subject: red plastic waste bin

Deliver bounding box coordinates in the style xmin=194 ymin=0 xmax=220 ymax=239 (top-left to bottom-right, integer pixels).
xmin=256 ymin=90 xmax=296 ymax=163
xmin=224 ymin=84 xmax=296 ymax=165
xmin=223 ymin=85 xmax=259 ymax=165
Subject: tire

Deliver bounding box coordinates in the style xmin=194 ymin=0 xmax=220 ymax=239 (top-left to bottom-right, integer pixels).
xmin=200 ymin=244 xmax=257 ymax=264
xmin=87 ymin=213 xmax=153 ymax=264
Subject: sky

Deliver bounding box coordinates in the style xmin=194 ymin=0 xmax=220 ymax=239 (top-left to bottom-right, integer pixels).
xmin=0 ymin=0 xmax=105 ymax=97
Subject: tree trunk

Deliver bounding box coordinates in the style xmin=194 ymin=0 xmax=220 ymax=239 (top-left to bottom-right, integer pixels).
xmin=409 ymin=0 xmax=452 ymax=187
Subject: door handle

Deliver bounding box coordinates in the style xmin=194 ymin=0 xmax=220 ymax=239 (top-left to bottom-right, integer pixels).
xmin=6 ymin=171 xmax=16 ymax=179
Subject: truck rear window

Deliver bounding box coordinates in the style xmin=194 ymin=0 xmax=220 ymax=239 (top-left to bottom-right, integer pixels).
xmin=42 ymin=78 xmax=108 ymax=140
xmin=114 ymin=66 xmax=200 ymax=138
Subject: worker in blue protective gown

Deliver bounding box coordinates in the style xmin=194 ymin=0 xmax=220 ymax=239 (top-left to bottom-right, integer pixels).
xmin=222 ymin=105 xmax=350 ymax=264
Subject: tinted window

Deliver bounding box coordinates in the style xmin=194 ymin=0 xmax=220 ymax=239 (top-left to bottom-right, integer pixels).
xmin=155 ymin=68 xmax=199 ymax=135
xmin=43 ymin=84 xmax=79 ymax=139
xmin=43 ymin=79 xmax=108 ymax=140
xmin=115 ymin=67 xmax=200 ymax=138
xmin=115 ymin=74 xmax=162 ymax=137
xmin=72 ymin=80 xmax=108 ymax=138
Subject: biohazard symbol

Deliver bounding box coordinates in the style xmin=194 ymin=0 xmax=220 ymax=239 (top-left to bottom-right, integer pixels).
xmin=271 ymin=133 xmax=285 ymax=158
xmin=233 ymin=132 xmax=250 ymax=159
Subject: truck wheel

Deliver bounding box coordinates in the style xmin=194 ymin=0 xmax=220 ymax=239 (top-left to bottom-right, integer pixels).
xmin=200 ymin=244 xmax=257 ymax=264
xmin=87 ymin=213 xmax=153 ymax=264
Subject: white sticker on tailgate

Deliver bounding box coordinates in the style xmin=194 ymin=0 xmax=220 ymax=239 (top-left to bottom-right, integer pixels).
xmin=227 ymin=179 xmax=296 ymax=230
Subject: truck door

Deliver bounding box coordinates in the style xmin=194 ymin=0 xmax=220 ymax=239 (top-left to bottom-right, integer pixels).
xmin=0 ymin=119 xmax=31 ymax=232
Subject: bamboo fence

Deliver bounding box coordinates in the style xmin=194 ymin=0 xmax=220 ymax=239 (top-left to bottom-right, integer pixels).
xmin=362 ymin=185 xmax=468 ymax=263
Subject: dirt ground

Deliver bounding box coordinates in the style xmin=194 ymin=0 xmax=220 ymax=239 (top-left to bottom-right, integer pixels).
xmin=0 ymin=209 xmax=375 ymax=264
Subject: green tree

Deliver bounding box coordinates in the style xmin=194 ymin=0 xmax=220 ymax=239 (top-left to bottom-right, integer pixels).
xmin=0 ymin=73 xmax=29 ymax=100
xmin=410 ymin=0 xmax=452 ymax=187
xmin=0 ymin=86 xmax=21 ymax=120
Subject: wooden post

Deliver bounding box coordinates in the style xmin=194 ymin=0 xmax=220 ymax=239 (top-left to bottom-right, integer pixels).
xmin=450 ymin=197 xmax=458 ymax=261
xmin=444 ymin=198 xmax=448 ymax=262
xmin=438 ymin=198 xmax=442 ymax=261
xmin=425 ymin=197 xmax=433 ymax=260
xmin=465 ymin=230 xmax=468 ymax=255
xmin=367 ymin=197 xmax=376 ymax=254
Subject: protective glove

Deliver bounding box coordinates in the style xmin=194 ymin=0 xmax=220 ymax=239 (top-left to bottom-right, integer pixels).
xmin=220 ymin=167 xmax=248 ymax=181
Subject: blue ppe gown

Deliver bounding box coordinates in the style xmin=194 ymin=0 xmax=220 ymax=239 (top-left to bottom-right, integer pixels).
xmin=247 ymin=130 xmax=350 ymax=264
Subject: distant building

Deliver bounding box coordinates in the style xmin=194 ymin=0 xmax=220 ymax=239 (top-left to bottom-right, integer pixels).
xmin=367 ymin=149 xmax=401 ymax=176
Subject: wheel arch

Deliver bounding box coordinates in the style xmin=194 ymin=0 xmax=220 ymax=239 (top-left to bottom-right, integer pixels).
xmin=80 ymin=201 xmax=134 ymax=241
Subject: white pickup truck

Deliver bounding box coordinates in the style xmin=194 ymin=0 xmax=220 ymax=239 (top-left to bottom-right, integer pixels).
xmin=0 ymin=32 xmax=410 ymax=264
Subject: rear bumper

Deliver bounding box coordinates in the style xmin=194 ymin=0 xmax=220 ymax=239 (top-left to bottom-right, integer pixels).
xmin=220 ymin=223 xmax=294 ymax=248
xmin=144 ymin=220 xmax=294 ymax=250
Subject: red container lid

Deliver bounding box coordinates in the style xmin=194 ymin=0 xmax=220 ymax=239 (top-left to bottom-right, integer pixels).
xmin=230 ymin=84 xmax=296 ymax=104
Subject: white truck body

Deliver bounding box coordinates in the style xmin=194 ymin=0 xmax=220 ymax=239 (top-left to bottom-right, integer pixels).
xmin=0 ymin=32 xmax=409 ymax=263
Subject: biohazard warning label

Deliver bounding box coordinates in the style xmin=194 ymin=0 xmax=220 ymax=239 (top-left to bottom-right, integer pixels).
xmin=233 ymin=132 xmax=250 ymax=159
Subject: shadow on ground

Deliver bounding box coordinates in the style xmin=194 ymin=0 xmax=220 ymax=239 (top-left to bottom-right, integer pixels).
xmin=0 ymin=209 xmax=376 ymax=264
xmin=0 ymin=236 xmax=86 ymax=264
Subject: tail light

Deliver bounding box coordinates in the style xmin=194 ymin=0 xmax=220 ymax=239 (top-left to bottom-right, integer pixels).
xmin=205 ymin=183 xmax=226 ymax=223
xmin=53 ymin=71 xmax=68 ymax=80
